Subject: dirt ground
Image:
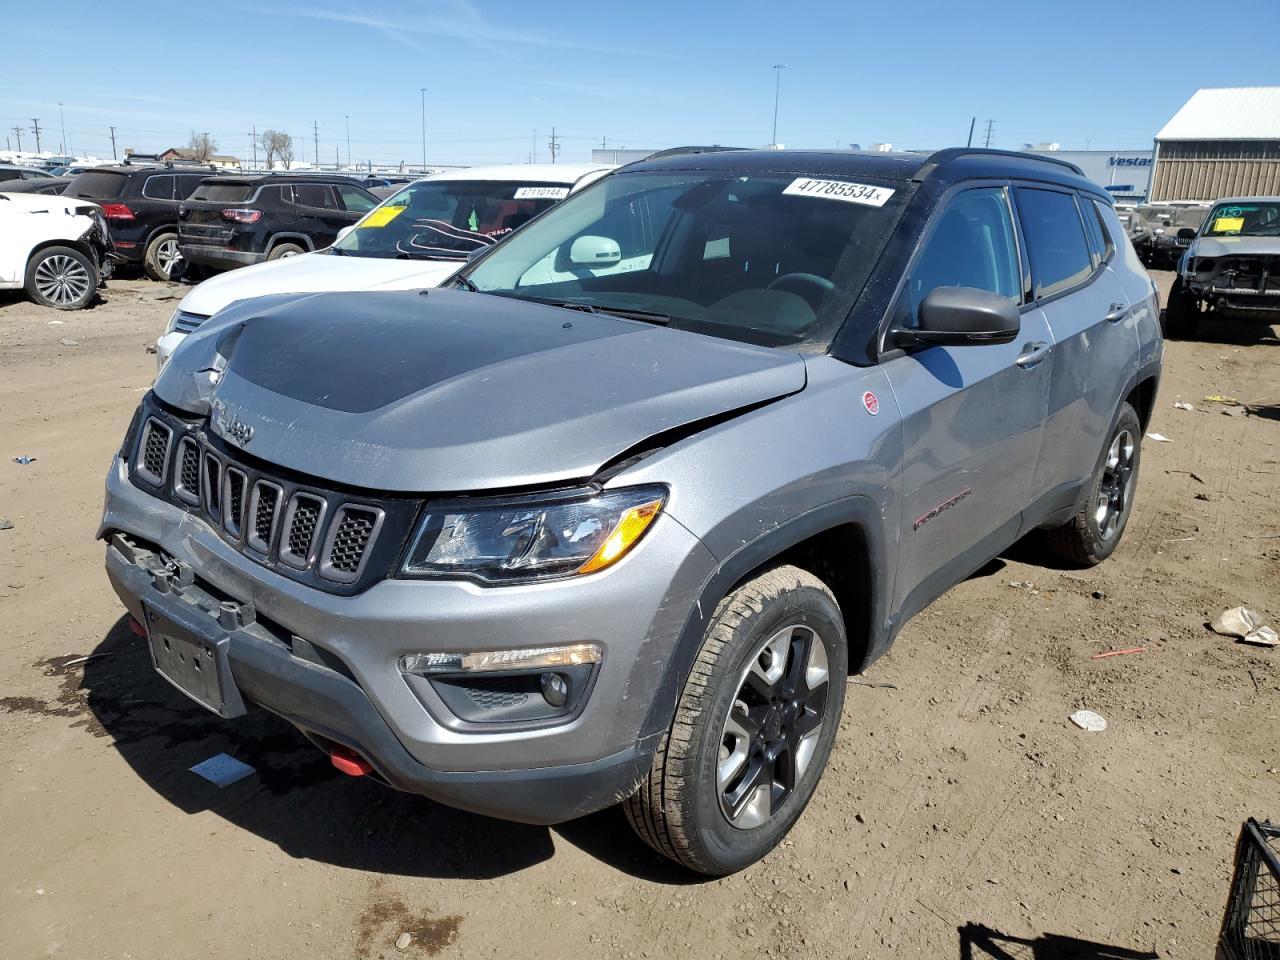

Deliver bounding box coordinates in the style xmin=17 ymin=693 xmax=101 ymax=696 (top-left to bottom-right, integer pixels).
xmin=0 ymin=273 xmax=1276 ymax=960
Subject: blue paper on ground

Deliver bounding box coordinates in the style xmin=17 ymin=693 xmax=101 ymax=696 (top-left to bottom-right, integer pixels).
xmin=189 ymin=752 xmax=256 ymax=787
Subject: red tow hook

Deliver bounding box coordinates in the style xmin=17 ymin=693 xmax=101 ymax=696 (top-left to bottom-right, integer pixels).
xmin=128 ymin=617 xmax=147 ymax=637
xmin=329 ymin=744 xmax=374 ymax=777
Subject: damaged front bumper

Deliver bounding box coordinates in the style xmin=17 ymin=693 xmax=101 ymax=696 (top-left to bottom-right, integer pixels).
xmin=1182 ymin=254 xmax=1280 ymax=318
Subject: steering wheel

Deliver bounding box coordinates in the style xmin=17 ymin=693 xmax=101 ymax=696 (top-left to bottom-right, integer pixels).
xmin=767 ymin=272 xmax=835 ymax=308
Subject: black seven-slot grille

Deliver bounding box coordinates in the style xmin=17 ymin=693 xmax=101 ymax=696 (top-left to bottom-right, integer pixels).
xmin=128 ymin=411 xmax=415 ymax=594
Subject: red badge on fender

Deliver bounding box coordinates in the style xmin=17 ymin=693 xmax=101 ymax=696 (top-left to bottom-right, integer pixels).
xmin=863 ymin=391 xmax=879 ymax=416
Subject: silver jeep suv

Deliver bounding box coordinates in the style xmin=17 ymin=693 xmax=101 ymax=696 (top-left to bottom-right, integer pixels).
xmin=101 ymin=148 xmax=1162 ymax=874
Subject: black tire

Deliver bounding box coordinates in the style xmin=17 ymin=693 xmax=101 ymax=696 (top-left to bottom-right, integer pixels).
xmin=25 ymin=245 xmax=98 ymax=310
xmin=267 ymin=242 xmax=305 ymax=261
xmin=1043 ymin=402 xmax=1142 ymax=567
xmin=625 ymin=565 xmax=847 ymax=875
xmin=143 ymin=231 xmax=180 ymax=281
xmin=1163 ymin=278 xmax=1199 ymax=340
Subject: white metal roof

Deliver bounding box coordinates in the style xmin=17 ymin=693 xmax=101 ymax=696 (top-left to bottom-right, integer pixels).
xmin=1156 ymin=87 xmax=1280 ymax=141
xmin=424 ymin=163 xmax=612 ymax=184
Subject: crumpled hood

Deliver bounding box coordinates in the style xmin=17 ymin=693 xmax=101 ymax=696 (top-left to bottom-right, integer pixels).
xmin=0 ymin=191 xmax=98 ymax=216
xmin=178 ymin=250 xmax=460 ymax=316
xmin=153 ymin=289 xmax=806 ymax=492
xmin=1190 ymin=236 xmax=1280 ymax=258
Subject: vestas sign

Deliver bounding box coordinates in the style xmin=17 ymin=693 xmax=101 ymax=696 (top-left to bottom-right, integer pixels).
xmin=1108 ymin=156 xmax=1152 ymax=167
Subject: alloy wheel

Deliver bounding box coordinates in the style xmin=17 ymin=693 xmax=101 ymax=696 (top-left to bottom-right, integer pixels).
xmin=33 ymin=254 xmax=91 ymax=306
xmin=718 ymin=623 xmax=829 ymax=830
xmin=157 ymin=238 xmax=180 ymax=277
xmin=1094 ymin=428 xmax=1135 ymax=541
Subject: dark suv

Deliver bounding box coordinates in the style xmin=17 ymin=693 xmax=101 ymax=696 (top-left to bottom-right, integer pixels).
xmin=63 ymin=164 xmax=216 ymax=280
xmin=177 ymin=176 xmax=379 ymax=273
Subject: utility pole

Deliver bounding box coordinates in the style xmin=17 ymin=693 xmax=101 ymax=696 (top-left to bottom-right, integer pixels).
xmin=335 ymin=145 xmax=340 ymax=169
xmin=249 ymin=125 xmax=257 ymax=170
xmin=983 ymin=119 xmax=994 ymax=149
xmin=30 ymin=118 xmax=42 ymax=153
xmin=548 ymin=127 xmax=560 ymax=164
xmin=58 ymin=102 xmax=68 ymax=156
xmin=109 ymin=125 xmax=118 ymax=160
xmin=966 ymin=117 xmax=975 ymax=148
xmin=313 ymin=120 xmax=319 ymax=169
xmin=11 ymin=125 xmax=22 ymax=152
xmin=771 ymin=64 xmax=785 ymax=148
xmin=345 ymin=114 xmax=351 ymax=168
xmin=600 ymin=135 xmax=607 ymax=150
xmin=532 ymin=129 xmax=537 ymax=163
xmin=419 ymin=87 xmax=427 ymax=172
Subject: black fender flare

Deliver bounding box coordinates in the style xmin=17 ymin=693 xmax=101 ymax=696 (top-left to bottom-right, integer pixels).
xmin=267 ymin=233 xmax=314 ymax=253
xmin=637 ymin=494 xmax=892 ymax=741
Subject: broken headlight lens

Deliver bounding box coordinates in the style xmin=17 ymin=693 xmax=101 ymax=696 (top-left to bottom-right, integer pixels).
xmin=401 ymin=485 xmax=666 ymax=583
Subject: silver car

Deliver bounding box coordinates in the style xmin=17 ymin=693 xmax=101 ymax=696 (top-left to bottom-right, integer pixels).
xmin=101 ymin=147 xmax=1162 ymax=874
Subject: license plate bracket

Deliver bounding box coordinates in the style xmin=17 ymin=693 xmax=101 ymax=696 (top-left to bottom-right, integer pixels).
xmin=142 ymin=600 xmax=247 ymax=718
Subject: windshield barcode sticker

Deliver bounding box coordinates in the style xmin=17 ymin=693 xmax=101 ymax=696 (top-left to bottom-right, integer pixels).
xmin=782 ymin=178 xmax=894 ymax=207
xmin=513 ymin=186 xmax=570 ymax=200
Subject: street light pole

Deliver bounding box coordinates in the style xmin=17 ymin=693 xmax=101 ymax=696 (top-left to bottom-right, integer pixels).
xmin=58 ymin=101 xmax=68 ymax=156
xmin=419 ymin=88 xmax=427 ymax=173
xmin=771 ymin=64 xmax=785 ymax=149
xmin=345 ymin=114 xmax=351 ymax=169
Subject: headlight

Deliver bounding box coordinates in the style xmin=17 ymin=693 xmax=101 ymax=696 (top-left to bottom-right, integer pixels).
xmin=401 ymin=485 xmax=666 ymax=583
xmin=164 ymin=308 xmax=181 ymax=334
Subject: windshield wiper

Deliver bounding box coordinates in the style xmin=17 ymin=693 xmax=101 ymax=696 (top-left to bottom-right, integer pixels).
xmin=453 ymin=275 xmax=479 ymax=292
xmin=545 ymin=300 xmax=671 ymax=325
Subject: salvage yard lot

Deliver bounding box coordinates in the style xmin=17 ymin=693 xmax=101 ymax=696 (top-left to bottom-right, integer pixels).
xmin=0 ymin=274 xmax=1276 ymax=959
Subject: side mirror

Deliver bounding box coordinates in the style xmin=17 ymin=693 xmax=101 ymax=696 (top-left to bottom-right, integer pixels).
xmin=1176 ymin=227 xmax=1197 ymax=241
xmin=334 ymin=225 xmax=354 ymax=245
xmin=569 ymin=235 xmax=621 ymax=267
xmin=892 ymin=286 xmax=1020 ymax=348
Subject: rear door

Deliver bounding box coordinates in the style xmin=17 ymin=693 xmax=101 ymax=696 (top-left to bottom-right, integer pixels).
xmin=1015 ymin=186 xmax=1138 ymax=510
xmin=291 ymin=183 xmax=351 ymax=245
xmin=880 ymin=184 xmax=1054 ymax=617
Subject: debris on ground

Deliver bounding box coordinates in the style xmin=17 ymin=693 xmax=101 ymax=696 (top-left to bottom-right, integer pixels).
xmin=189 ymin=753 xmax=257 ymax=787
xmin=1174 ymin=401 xmax=1195 ymax=411
xmin=59 ymin=338 xmax=79 ymax=346
xmin=1008 ymin=580 xmax=1038 ymax=592
xmin=46 ymin=319 xmax=64 ymax=325
xmin=1069 ymin=709 xmax=1107 ymax=732
xmin=1146 ymin=432 xmax=1173 ymax=443
xmin=136 ymin=284 xmax=184 ymax=303
xmin=395 ymin=933 xmax=412 ymax=951
xmin=0 ymin=519 xmax=13 ymax=531
xmin=11 ymin=456 xmax=36 ymax=465
xmin=1210 ymin=607 xmax=1279 ymax=647
xmin=144 ymin=342 xmax=158 ymax=354
xmin=1194 ymin=493 xmax=1211 ymax=502
xmin=1091 ymin=648 xmax=1145 ymax=660
xmin=1091 ymin=590 xmax=1107 ymax=600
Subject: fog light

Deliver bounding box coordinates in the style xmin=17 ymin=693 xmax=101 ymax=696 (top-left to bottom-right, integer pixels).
xmin=398 ymin=642 xmax=601 ymax=676
xmin=540 ymin=672 xmax=569 ymax=708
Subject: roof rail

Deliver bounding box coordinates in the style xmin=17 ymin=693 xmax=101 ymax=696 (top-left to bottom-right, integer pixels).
xmin=640 ymin=145 xmax=749 ymax=162
xmin=915 ymin=147 xmax=1085 ymax=180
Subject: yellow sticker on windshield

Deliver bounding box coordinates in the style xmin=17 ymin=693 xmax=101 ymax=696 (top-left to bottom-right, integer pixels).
xmin=1213 ymin=216 xmax=1244 ymax=233
xmin=360 ymin=205 xmax=405 ymax=229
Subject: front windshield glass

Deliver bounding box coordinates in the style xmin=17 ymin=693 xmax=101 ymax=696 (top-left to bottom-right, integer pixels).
xmin=460 ymin=170 xmax=909 ymax=348
xmin=334 ymin=179 xmax=568 ymax=260
xmin=1203 ymin=201 xmax=1280 ymax=237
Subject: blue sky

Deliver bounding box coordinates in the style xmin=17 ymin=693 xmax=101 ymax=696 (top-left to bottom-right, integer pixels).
xmin=3 ymin=0 xmax=1278 ymax=166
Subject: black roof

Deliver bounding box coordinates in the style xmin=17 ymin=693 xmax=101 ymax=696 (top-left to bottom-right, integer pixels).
xmin=211 ymin=173 xmax=367 ymax=186
xmin=624 ymin=147 xmax=1101 ymax=196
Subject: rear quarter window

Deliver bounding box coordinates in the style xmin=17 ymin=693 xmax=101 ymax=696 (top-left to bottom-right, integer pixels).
xmin=1015 ymin=187 xmax=1093 ymax=300
xmin=67 ymin=170 xmax=128 ymax=199
xmin=142 ymin=175 xmax=175 ymax=200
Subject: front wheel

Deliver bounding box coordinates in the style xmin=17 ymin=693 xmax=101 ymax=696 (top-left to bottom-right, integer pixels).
xmin=1043 ymin=402 xmax=1142 ymax=566
xmin=625 ymin=565 xmax=847 ymax=875
xmin=26 ymin=245 xmax=98 ymax=310
xmin=1163 ymin=278 xmax=1199 ymax=339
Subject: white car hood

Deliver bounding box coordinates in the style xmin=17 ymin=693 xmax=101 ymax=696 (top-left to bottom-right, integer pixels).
xmin=178 ymin=251 xmax=461 ymax=316
xmin=0 ymin=192 xmax=99 ymax=215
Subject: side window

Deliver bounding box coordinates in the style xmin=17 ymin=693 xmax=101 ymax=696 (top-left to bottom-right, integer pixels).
xmin=336 ymin=185 xmax=376 ymax=213
xmin=142 ymin=175 xmax=175 ymax=200
xmin=1015 ymin=187 xmax=1093 ymax=299
xmin=175 ymin=176 xmax=205 ymax=200
xmin=1090 ymin=200 xmax=1116 ymax=262
xmin=293 ymin=184 xmax=338 ymax=209
xmin=907 ymin=187 xmax=1020 ymax=318
xmin=275 ymin=185 xmax=294 ymax=206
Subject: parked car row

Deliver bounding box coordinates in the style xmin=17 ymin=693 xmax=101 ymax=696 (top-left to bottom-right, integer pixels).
xmin=103 ymin=146 xmax=1163 ymax=874
xmin=1123 ymin=201 xmax=1210 ymax=269
xmin=0 ymin=191 xmax=113 ymax=309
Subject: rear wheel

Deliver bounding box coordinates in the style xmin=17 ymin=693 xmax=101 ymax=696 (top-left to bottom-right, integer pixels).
xmin=1043 ymin=402 xmax=1142 ymax=566
xmin=26 ymin=245 xmax=97 ymax=310
xmin=625 ymin=565 xmax=847 ymax=875
xmin=1163 ymin=278 xmax=1199 ymax=339
xmin=267 ymin=242 xmax=305 ymax=261
xmin=143 ymin=231 xmax=180 ymax=281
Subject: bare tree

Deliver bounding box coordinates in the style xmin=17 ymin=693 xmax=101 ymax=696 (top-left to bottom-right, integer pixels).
xmin=260 ymin=129 xmax=293 ymax=170
xmin=187 ymin=130 xmax=217 ymax=162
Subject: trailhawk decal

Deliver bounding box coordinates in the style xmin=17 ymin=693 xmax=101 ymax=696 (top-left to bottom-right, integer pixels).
xmin=513 ymin=186 xmax=570 ymax=200
xmin=913 ymin=488 xmax=972 ymax=531
xmin=782 ymin=177 xmax=895 ymax=207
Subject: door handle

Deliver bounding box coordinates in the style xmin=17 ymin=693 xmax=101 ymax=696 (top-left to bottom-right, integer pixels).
xmin=1015 ymin=341 xmax=1050 ymax=369
xmin=1104 ymin=302 xmax=1129 ymax=323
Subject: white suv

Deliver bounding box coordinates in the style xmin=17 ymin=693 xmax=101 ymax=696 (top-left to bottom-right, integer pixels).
xmin=155 ymin=163 xmax=611 ymax=367
xmin=0 ymin=192 xmax=113 ymax=309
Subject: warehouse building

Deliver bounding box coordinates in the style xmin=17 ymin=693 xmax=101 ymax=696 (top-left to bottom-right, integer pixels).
xmin=1150 ymin=87 xmax=1280 ymax=201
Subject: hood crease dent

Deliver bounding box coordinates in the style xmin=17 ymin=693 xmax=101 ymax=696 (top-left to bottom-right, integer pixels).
xmin=153 ymin=289 xmax=806 ymax=492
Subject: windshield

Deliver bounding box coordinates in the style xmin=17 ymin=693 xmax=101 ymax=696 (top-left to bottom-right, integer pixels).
xmin=459 ymin=169 xmax=909 ymax=348
xmin=67 ymin=170 xmax=127 ymax=199
xmin=1203 ymin=201 xmax=1280 ymax=237
xmin=334 ymin=179 xmax=569 ymax=260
